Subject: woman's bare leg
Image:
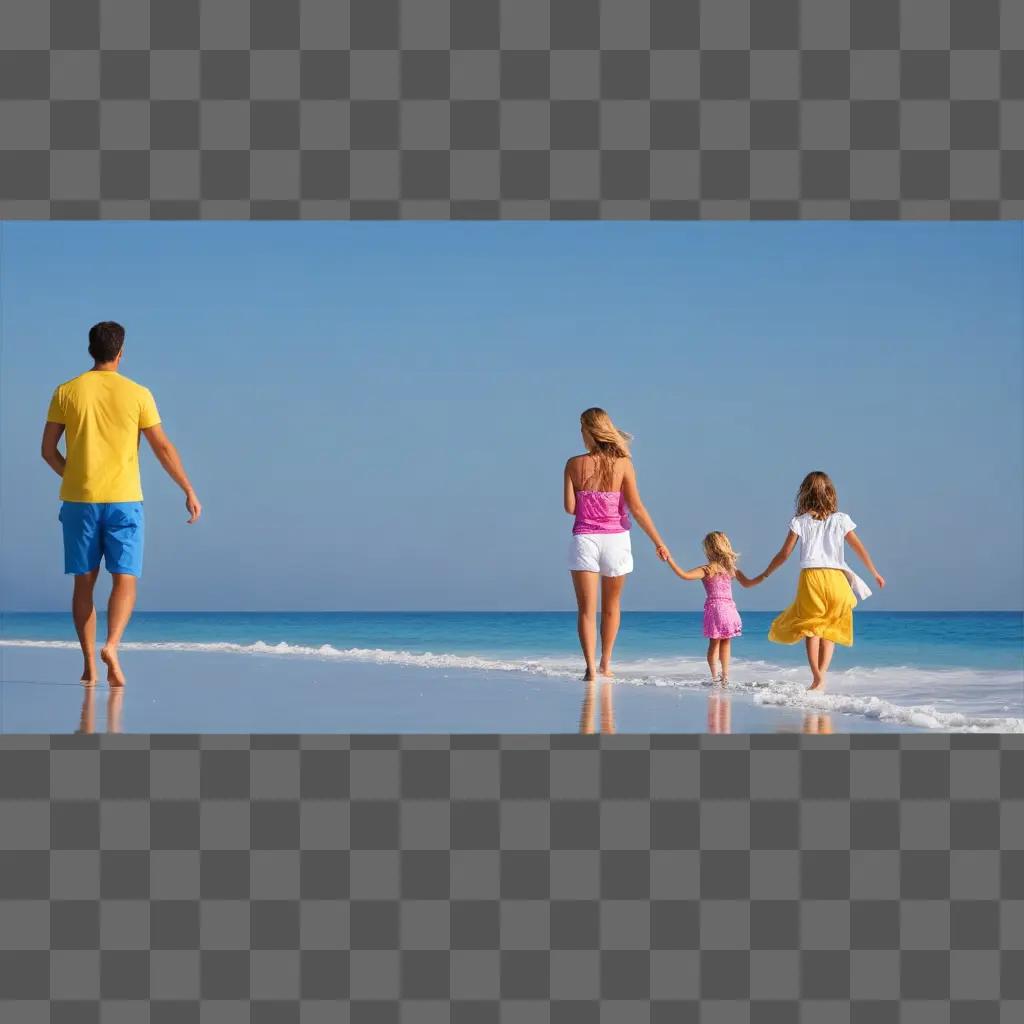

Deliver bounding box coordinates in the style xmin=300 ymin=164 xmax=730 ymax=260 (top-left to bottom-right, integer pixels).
xmin=571 ymin=571 xmax=600 ymax=681
xmin=805 ymin=636 xmax=823 ymax=690
xmin=816 ymin=639 xmax=836 ymax=689
xmin=72 ymin=569 xmax=100 ymax=684
xmin=598 ymin=574 xmax=627 ymax=677
xmin=706 ymin=639 xmax=721 ymax=681
xmin=719 ymin=638 xmax=731 ymax=684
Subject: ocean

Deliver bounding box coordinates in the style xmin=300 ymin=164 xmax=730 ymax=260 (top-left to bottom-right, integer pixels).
xmin=2 ymin=610 xmax=1021 ymax=732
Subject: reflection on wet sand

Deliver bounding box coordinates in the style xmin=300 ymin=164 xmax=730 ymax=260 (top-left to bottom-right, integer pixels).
xmin=77 ymin=685 xmax=124 ymax=734
xmin=802 ymin=712 xmax=833 ymax=734
xmin=579 ymin=680 xmax=616 ymax=734
xmin=707 ymin=691 xmax=731 ymax=734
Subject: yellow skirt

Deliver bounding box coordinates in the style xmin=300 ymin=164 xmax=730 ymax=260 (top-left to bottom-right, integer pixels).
xmin=768 ymin=568 xmax=856 ymax=647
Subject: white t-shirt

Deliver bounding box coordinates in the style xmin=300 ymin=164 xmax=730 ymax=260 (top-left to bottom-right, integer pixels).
xmin=789 ymin=512 xmax=856 ymax=569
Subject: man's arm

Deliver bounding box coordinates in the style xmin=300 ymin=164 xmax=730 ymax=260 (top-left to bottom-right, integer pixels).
xmin=141 ymin=424 xmax=202 ymax=524
xmin=41 ymin=421 xmax=66 ymax=478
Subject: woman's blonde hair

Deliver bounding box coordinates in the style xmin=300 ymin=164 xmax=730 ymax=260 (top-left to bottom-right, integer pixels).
xmin=579 ymin=407 xmax=631 ymax=489
xmin=703 ymin=531 xmax=738 ymax=578
xmin=795 ymin=471 xmax=838 ymax=520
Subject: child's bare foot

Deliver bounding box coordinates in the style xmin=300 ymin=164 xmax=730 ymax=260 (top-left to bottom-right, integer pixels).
xmin=808 ymin=677 xmax=825 ymax=692
xmin=598 ymin=665 xmax=614 ymax=679
xmin=100 ymin=647 xmax=126 ymax=687
xmin=720 ymin=677 xmax=729 ymax=687
xmin=582 ymin=670 xmax=597 ymax=682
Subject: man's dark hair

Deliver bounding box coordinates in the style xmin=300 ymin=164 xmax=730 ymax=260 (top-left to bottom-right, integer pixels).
xmin=88 ymin=321 xmax=125 ymax=362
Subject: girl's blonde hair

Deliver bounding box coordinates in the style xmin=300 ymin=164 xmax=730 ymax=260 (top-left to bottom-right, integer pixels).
xmin=579 ymin=407 xmax=632 ymax=490
xmin=703 ymin=531 xmax=738 ymax=578
xmin=795 ymin=471 xmax=838 ymax=520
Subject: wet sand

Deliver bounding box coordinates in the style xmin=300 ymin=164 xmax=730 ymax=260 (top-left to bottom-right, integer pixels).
xmin=0 ymin=646 xmax=912 ymax=734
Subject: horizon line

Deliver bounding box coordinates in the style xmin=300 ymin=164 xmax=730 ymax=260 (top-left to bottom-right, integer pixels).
xmin=3 ymin=608 xmax=1022 ymax=616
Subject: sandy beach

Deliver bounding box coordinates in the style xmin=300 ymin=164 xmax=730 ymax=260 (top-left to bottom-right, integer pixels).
xmin=0 ymin=645 xmax=916 ymax=734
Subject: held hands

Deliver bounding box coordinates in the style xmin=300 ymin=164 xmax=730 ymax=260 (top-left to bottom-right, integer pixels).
xmin=185 ymin=490 xmax=202 ymax=524
xmin=655 ymin=544 xmax=671 ymax=562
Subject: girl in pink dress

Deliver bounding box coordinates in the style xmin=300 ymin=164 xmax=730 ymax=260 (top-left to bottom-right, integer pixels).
xmin=666 ymin=532 xmax=763 ymax=685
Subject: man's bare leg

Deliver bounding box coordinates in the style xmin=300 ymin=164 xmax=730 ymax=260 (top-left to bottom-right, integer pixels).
xmin=100 ymin=573 xmax=137 ymax=687
xmin=72 ymin=569 xmax=100 ymax=684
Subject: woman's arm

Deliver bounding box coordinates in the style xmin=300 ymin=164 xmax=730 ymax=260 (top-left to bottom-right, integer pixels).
xmin=620 ymin=461 xmax=669 ymax=560
xmin=845 ymin=530 xmax=885 ymax=588
xmin=735 ymin=569 xmax=763 ymax=588
xmin=563 ymin=459 xmax=576 ymax=515
xmin=666 ymin=558 xmax=706 ymax=581
xmin=755 ymin=531 xmax=799 ymax=580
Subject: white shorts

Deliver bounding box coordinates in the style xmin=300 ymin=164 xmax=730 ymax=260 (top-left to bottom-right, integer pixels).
xmin=568 ymin=531 xmax=633 ymax=577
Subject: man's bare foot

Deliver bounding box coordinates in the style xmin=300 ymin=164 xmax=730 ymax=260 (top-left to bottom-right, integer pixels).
xmin=100 ymin=647 xmax=126 ymax=687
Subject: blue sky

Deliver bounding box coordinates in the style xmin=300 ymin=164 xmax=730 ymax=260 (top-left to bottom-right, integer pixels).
xmin=1 ymin=221 xmax=1021 ymax=612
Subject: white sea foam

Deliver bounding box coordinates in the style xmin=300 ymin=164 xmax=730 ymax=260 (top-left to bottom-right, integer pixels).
xmin=2 ymin=637 xmax=1021 ymax=733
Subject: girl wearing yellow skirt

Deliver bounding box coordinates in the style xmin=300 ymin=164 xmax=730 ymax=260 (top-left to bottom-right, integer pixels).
xmin=756 ymin=472 xmax=885 ymax=691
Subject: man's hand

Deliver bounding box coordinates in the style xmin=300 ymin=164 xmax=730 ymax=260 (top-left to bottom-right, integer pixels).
xmin=186 ymin=491 xmax=202 ymax=524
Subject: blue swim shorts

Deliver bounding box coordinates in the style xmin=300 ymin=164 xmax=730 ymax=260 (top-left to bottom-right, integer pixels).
xmin=59 ymin=502 xmax=145 ymax=577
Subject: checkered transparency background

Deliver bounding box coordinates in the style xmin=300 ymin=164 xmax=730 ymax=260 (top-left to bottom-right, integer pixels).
xmin=0 ymin=0 xmax=1021 ymax=217
xmin=0 ymin=734 xmax=1021 ymax=1022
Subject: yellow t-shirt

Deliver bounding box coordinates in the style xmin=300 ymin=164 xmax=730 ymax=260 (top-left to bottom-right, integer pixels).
xmin=46 ymin=371 xmax=161 ymax=502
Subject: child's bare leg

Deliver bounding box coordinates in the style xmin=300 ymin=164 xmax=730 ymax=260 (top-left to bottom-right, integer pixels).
xmin=719 ymin=638 xmax=731 ymax=684
xmin=706 ymin=639 xmax=721 ymax=680
xmin=816 ymin=639 xmax=836 ymax=689
xmin=571 ymin=571 xmax=600 ymax=681
xmin=598 ymin=574 xmax=627 ymax=677
xmin=805 ymin=636 xmax=823 ymax=689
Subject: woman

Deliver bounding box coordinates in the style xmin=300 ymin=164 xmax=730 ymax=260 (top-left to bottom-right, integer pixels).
xmin=564 ymin=408 xmax=670 ymax=681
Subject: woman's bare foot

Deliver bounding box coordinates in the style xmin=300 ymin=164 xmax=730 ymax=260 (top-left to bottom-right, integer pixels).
xmin=100 ymin=647 xmax=126 ymax=687
xmin=598 ymin=665 xmax=614 ymax=679
xmin=808 ymin=676 xmax=825 ymax=692
xmin=582 ymin=670 xmax=597 ymax=682
xmin=720 ymin=677 xmax=729 ymax=687
xmin=81 ymin=662 xmax=98 ymax=685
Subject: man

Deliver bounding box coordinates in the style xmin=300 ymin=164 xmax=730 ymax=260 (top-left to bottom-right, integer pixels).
xmin=41 ymin=321 xmax=201 ymax=686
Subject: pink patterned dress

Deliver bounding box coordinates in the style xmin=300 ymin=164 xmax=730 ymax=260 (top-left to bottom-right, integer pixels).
xmin=703 ymin=571 xmax=742 ymax=639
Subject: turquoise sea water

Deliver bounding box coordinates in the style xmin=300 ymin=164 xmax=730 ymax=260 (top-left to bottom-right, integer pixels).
xmin=2 ymin=609 xmax=1022 ymax=668
xmin=2 ymin=610 xmax=1021 ymax=731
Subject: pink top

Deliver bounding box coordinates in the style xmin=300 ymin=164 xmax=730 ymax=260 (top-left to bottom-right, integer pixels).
xmin=702 ymin=571 xmax=736 ymax=604
xmin=573 ymin=490 xmax=630 ymax=535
